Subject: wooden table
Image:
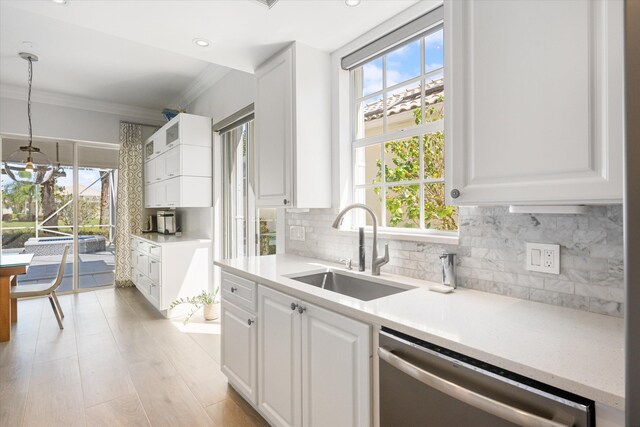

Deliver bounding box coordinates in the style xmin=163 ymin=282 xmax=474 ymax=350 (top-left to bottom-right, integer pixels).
xmin=0 ymin=253 xmax=34 ymax=342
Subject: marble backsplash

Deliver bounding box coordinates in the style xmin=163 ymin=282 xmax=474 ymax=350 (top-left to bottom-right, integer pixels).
xmin=285 ymin=205 xmax=624 ymax=317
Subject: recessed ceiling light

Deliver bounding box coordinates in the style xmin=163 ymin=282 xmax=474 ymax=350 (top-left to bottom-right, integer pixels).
xmin=52 ymin=0 xmax=68 ymax=4
xmin=193 ymin=38 xmax=211 ymax=48
xmin=345 ymin=0 xmax=361 ymax=6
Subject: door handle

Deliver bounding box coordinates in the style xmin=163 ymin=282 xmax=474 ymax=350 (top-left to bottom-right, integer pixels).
xmin=377 ymin=348 xmax=569 ymax=427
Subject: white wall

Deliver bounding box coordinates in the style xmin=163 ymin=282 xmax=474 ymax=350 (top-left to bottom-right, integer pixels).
xmin=187 ymin=70 xmax=255 ymax=123
xmin=0 ymin=96 xmax=161 ymax=145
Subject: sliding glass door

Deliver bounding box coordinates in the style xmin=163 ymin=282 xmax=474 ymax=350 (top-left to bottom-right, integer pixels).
xmin=1 ymin=137 xmax=119 ymax=292
xmin=77 ymin=145 xmax=118 ymax=289
xmin=221 ymin=119 xmax=278 ymax=258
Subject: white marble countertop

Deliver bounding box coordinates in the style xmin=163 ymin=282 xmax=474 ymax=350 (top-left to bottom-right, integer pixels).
xmin=133 ymin=232 xmax=211 ymax=245
xmin=215 ymin=254 xmax=625 ymax=410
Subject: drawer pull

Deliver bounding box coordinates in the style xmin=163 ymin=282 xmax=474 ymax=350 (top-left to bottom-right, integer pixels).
xmin=297 ymin=306 xmax=306 ymax=314
xmin=230 ymin=287 xmax=238 ymax=293
xmin=290 ymin=302 xmax=298 ymax=311
xmin=247 ymin=319 xmax=254 ymax=326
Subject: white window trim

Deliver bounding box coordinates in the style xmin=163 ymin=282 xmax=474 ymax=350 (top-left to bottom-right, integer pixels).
xmin=331 ymin=0 xmax=456 ymax=244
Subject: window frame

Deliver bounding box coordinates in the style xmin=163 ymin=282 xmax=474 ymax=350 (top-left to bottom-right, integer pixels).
xmin=349 ymin=22 xmax=454 ymax=236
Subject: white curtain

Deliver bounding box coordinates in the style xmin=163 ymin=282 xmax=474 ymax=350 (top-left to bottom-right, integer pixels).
xmin=114 ymin=122 xmax=143 ymax=287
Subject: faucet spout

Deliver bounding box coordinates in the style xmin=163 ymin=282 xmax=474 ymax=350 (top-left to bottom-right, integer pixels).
xmin=332 ymin=203 xmax=389 ymax=275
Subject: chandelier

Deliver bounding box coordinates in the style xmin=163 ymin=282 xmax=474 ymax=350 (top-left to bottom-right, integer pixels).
xmin=4 ymin=52 xmax=53 ymax=185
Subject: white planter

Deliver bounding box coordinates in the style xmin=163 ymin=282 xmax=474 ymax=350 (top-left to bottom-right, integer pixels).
xmin=203 ymin=302 xmax=220 ymax=321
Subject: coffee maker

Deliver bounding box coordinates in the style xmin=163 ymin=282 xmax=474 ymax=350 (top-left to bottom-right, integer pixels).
xmin=157 ymin=211 xmax=176 ymax=235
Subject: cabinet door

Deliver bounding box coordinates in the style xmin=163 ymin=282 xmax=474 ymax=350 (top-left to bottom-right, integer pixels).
xmin=136 ymin=253 xmax=148 ymax=275
xmin=254 ymin=47 xmax=293 ymax=208
xmin=144 ymin=183 xmax=155 ymax=208
xmin=163 ymin=147 xmax=181 ymax=179
xmin=165 ymin=121 xmax=180 ymax=150
xmin=164 ymin=177 xmax=180 ymax=208
xmin=221 ymin=301 xmax=257 ymax=405
xmin=148 ymin=282 xmax=160 ymax=307
xmin=144 ymin=160 xmax=155 ymax=185
xmin=445 ymin=0 xmax=623 ymax=205
xmin=148 ymin=258 xmax=160 ymax=284
xmin=257 ymin=285 xmax=301 ymax=427
xmin=301 ymin=303 xmax=371 ymax=427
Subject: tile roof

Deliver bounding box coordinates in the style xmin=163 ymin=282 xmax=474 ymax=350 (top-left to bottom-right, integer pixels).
xmin=364 ymin=77 xmax=444 ymax=122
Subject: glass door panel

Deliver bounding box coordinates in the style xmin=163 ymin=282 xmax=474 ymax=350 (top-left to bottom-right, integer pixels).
xmin=77 ymin=145 xmax=119 ymax=290
xmin=1 ymin=139 xmax=75 ymax=291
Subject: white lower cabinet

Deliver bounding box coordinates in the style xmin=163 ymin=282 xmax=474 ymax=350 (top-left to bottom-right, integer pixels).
xmin=256 ymin=284 xmax=371 ymax=427
xmin=129 ymin=235 xmax=211 ymax=317
xmin=257 ymin=285 xmax=302 ymax=427
xmin=221 ymin=301 xmax=258 ymax=405
xmin=301 ymin=303 xmax=371 ymax=427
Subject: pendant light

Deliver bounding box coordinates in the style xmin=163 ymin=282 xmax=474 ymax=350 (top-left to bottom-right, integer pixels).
xmin=52 ymin=142 xmax=66 ymax=178
xmin=3 ymin=52 xmax=53 ymax=185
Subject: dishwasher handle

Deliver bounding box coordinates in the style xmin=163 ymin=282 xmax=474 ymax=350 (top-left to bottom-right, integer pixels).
xmin=378 ymin=347 xmax=570 ymax=427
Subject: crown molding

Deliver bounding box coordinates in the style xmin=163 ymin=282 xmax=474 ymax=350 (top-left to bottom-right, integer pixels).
xmin=0 ymin=83 xmax=165 ymax=125
xmin=169 ymin=64 xmax=231 ymax=110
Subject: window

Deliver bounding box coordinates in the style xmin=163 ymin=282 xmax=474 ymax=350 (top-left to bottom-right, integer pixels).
xmin=220 ymin=118 xmax=277 ymax=258
xmin=350 ymin=15 xmax=457 ymax=233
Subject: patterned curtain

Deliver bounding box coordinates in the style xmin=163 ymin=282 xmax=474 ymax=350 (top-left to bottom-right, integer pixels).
xmin=114 ymin=122 xmax=143 ymax=287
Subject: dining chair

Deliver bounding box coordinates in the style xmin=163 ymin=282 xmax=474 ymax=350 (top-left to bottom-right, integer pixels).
xmin=10 ymin=245 xmax=69 ymax=329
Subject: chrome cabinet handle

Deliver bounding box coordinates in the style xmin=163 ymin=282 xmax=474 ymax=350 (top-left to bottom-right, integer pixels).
xmin=230 ymin=287 xmax=237 ymax=293
xmin=247 ymin=319 xmax=254 ymax=326
xmin=290 ymin=302 xmax=298 ymax=311
xmin=450 ymin=189 xmax=461 ymax=199
xmin=377 ymin=348 xmax=568 ymax=427
xmin=297 ymin=306 xmax=306 ymax=314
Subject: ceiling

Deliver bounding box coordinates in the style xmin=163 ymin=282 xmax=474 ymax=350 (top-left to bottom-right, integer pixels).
xmin=0 ymin=0 xmax=419 ymax=110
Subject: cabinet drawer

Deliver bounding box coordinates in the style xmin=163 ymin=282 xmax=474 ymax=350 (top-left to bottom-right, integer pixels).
xmin=136 ymin=253 xmax=149 ymax=275
xmin=130 ymin=237 xmax=138 ymax=251
xmin=148 ymin=258 xmax=160 ymax=284
xmin=149 ymin=281 xmax=160 ymax=306
xmin=148 ymin=244 xmax=161 ymax=260
xmin=137 ymin=241 xmax=151 ymax=254
xmin=221 ymin=272 xmax=257 ymax=312
xmin=137 ymin=273 xmax=151 ymax=294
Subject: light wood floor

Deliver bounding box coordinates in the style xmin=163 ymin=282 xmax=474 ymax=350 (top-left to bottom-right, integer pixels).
xmin=0 ymin=287 xmax=269 ymax=427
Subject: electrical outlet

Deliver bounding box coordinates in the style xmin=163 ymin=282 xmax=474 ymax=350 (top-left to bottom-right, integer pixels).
xmin=290 ymin=225 xmax=305 ymax=241
xmin=526 ymin=243 xmax=560 ymax=274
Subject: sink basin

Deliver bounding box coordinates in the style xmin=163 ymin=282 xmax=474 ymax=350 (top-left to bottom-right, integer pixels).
xmin=289 ymin=270 xmax=411 ymax=301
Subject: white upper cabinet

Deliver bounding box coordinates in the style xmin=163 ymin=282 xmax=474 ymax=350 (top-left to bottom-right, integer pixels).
xmin=143 ymin=113 xmax=212 ymax=208
xmin=254 ymin=42 xmax=332 ymax=208
xmin=444 ymin=0 xmax=623 ymax=205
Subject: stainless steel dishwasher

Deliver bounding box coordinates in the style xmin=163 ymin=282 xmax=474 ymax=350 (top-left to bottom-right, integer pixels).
xmin=378 ymin=328 xmax=594 ymax=427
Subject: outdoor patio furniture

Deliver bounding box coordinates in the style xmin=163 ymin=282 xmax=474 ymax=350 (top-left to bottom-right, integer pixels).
xmin=10 ymin=245 xmax=69 ymax=330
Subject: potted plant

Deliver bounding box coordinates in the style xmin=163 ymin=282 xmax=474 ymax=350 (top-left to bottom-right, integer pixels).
xmin=170 ymin=288 xmax=220 ymax=323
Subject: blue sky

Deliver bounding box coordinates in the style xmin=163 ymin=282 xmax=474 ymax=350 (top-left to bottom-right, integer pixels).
xmin=362 ymin=28 xmax=443 ymax=97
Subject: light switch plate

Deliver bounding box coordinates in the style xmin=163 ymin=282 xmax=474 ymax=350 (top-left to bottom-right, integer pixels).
xmin=290 ymin=226 xmax=305 ymax=241
xmin=526 ymin=243 xmax=560 ymax=274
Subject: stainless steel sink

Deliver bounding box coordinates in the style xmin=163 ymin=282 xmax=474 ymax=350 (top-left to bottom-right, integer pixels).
xmin=289 ymin=270 xmax=411 ymax=301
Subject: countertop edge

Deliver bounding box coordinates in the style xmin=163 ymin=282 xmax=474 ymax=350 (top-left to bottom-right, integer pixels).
xmin=133 ymin=233 xmax=212 ymax=245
